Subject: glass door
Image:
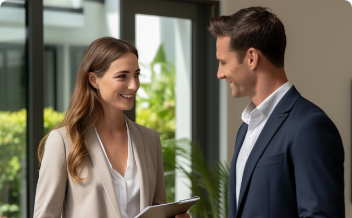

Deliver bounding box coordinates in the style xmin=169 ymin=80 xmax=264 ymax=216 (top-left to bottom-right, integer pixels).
xmin=135 ymin=14 xmax=192 ymax=202
xmin=121 ymin=0 xmax=220 ymax=204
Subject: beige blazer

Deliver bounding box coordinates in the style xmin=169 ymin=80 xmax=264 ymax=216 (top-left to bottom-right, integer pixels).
xmin=34 ymin=118 xmax=167 ymax=218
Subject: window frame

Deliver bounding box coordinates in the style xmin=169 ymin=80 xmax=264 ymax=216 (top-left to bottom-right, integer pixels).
xmin=25 ymin=0 xmax=44 ymax=217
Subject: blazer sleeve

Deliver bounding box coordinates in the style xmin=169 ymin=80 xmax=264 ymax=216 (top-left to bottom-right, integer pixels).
xmin=293 ymin=112 xmax=345 ymax=218
xmin=34 ymin=130 xmax=68 ymax=218
xmin=152 ymin=130 xmax=167 ymax=205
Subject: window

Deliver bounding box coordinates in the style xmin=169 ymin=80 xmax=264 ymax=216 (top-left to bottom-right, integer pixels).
xmin=0 ymin=1 xmax=27 ymax=217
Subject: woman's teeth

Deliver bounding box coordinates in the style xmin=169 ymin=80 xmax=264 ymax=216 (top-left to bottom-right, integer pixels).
xmin=121 ymin=94 xmax=133 ymax=98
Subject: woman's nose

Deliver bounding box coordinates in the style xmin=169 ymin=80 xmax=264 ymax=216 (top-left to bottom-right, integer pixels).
xmin=128 ymin=77 xmax=139 ymax=91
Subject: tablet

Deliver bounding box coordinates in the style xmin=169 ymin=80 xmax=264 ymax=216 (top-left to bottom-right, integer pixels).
xmin=134 ymin=196 xmax=200 ymax=218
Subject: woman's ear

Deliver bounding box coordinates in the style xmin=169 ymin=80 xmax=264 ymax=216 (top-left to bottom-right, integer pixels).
xmin=88 ymin=72 xmax=99 ymax=89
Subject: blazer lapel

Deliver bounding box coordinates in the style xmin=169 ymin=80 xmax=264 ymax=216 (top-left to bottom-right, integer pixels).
xmin=87 ymin=127 xmax=122 ymax=218
xmin=126 ymin=118 xmax=150 ymax=211
xmin=229 ymin=123 xmax=248 ymax=218
xmin=235 ymin=86 xmax=301 ymax=217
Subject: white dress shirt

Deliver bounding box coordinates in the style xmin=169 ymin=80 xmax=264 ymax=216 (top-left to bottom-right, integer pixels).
xmin=94 ymin=119 xmax=140 ymax=218
xmin=236 ymin=81 xmax=292 ymax=207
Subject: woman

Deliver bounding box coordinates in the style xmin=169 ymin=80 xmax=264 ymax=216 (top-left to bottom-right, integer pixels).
xmin=34 ymin=37 xmax=190 ymax=218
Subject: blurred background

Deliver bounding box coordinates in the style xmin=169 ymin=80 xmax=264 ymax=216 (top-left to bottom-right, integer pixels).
xmin=1 ymin=0 xmax=352 ymax=217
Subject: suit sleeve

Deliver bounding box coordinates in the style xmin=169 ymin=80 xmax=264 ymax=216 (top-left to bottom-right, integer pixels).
xmin=152 ymin=130 xmax=167 ymax=205
xmin=293 ymin=112 xmax=345 ymax=218
xmin=34 ymin=130 xmax=68 ymax=218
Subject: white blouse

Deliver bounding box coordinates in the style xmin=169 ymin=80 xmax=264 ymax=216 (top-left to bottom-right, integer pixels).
xmin=94 ymin=119 xmax=140 ymax=218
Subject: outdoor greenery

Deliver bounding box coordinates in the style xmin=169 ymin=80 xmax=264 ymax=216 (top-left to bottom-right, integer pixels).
xmin=0 ymin=44 xmax=229 ymax=218
xmin=0 ymin=108 xmax=64 ymax=218
xmin=136 ymin=44 xmax=176 ymax=142
xmin=136 ymin=44 xmax=177 ymax=202
xmin=0 ymin=109 xmax=25 ymax=218
xmin=177 ymin=142 xmax=230 ymax=218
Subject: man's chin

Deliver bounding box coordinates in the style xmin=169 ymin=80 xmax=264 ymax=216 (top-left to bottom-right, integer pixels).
xmin=231 ymin=91 xmax=243 ymax=98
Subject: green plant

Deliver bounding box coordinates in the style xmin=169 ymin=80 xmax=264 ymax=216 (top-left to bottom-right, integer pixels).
xmin=136 ymin=44 xmax=177 ymax=202
xmin=0 ymin=108 xmax=64 ymax=218
xmin=44 ymin=107 xmax=65 ymax=135
xmin=165 ymin=138 xmax=230 ymax=218
xmin=0 ymin=109 xmax=26 ymax=218
xmin=182 ymin=144 xmax=229 ymax=218
xmin=136 ymin=44 xmax=176 ymax=141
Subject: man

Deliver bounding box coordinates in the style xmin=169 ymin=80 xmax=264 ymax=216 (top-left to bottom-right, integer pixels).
xmin=208 ymin=6 xmax=345 ymax=218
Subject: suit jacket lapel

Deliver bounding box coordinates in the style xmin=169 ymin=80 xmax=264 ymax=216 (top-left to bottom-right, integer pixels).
xmin=87 ymin=127 xmax=122 ymax=218
xmin=126 ymin=118 xmax=150 ymax=211
xmin=229 ymin=123 xmax=248 ymax=218
xmin=235 ymin=86 xmax=301 ymax=217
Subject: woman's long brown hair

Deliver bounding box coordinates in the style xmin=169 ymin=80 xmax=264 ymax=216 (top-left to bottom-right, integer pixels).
xmin=37 ymin=37 xmax=138 ymax=183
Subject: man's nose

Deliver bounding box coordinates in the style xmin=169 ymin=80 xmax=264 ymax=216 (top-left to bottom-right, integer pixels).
xmin=217 ymin=66 xmax=225 ymax=79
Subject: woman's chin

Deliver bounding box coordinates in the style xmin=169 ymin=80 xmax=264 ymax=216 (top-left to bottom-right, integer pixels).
xmin=120 ymin=104 xmax=134 ymax=111
xmin=105 ymin=102 xmax=134 ymax=112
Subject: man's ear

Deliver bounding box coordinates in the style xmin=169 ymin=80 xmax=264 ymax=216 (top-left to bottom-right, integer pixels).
xmin=247 ymin=48 xmax=259 ymax=70
xmin=88 ymin=72 xmax=99 ymax=89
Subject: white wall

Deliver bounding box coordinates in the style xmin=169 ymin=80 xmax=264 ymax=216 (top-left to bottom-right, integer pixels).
xmin=219 ymin=0 xmax=352 ymax=216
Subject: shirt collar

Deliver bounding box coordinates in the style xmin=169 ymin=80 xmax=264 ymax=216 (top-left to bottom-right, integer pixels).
xmin=241 ymin=81 xmax=292 ymax=124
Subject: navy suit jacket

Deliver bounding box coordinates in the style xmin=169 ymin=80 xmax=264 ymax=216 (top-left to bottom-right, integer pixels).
xmin=228 ymin=86 xmax=345 ymax=218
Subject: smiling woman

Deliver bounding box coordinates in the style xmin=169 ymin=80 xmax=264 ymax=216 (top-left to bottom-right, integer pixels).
xmin=32 ymin=37 xmax=192 ymax=218
xmin=88 ymin=52 xmax=140 ymax=113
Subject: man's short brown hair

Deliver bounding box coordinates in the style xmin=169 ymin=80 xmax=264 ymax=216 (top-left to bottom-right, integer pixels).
xmin=208 ymin=7 xmax=286 ymax=68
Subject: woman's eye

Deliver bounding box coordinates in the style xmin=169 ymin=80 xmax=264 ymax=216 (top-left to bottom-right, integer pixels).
xmin=135 ymin=73 xmax=140 ymax=77
xmin=117 ymin=75 xmax=126 ymax=79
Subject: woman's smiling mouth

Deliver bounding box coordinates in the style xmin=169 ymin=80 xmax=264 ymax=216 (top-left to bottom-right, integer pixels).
xmin=120 ymin=94 xmax=134 ymax=101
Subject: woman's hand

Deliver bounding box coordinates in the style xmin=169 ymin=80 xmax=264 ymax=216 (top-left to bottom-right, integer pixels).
xmin=175 ymin=213 xmax=191 ymax=218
